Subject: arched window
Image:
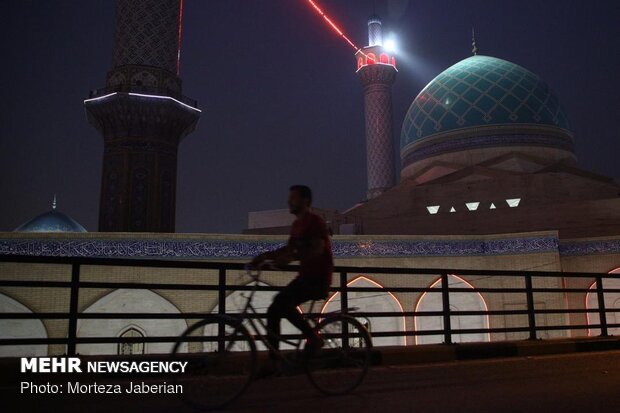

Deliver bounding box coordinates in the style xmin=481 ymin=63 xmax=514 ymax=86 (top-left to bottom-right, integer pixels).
xmin=118 ymin=327 xmax=145 ymax=355
xmin=585 ymin=267 xmax=620 ymax=336
xmin=0 ymin=293 xmax=48 ymax=357
xmin=366 ymin=53 xmax=376 ymax=65
xmin=357 ymin=57 xmax=363 ymax=69
xmin=321 ymin=276 xmax=406 ymax=346
xmin=380 ymin=53 xmax=389 ymax=64
xmin=414 ymin=275 xmax=490 ymax=344
xmin=77 ymin=289 xmax=187 ymax=355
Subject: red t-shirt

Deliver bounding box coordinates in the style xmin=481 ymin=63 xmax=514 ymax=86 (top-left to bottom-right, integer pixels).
xmin=288 ymin=211 xmax=333 ymax=285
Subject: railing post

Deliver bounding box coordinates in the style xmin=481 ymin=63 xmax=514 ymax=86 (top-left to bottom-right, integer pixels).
xmin=340 ymin=271 xmax=349 ymax=347
xmin=218 ymin=267 xmax=227 ymax=352
xmin=340 ymin=271 xmax=348 ymax=315
xmin=595 ymin=276 xmax=608 ymax=337
xmin=441 ymin=272 xmax=452 ymax=345
xmin=67 ymin=263 xmax=80 ymax=356
xmin=524 ymin=275 xmax=537 ymax=340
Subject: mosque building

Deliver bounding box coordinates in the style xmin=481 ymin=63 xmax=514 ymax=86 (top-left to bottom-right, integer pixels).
xmin=2 ymin=2 xmax=620 ymax=357
xmin=248 ymin=18 xmax=620 ymax=239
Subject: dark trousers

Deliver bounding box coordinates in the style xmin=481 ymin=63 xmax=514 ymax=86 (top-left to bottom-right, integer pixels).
xmin=266 ymin=276 xmax=328 ymax=357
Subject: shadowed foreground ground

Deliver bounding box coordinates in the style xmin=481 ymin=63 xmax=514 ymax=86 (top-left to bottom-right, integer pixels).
xmin=4 ymin=350 xmax=620 ymax=412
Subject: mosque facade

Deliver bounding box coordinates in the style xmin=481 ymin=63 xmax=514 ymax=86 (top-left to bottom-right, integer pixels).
xmin=2 ymin=3 xmax=620 ymax=357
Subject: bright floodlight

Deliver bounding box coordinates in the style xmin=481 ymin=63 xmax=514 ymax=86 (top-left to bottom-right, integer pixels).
xmin=384 ymin=37 xmax=397 ymax=53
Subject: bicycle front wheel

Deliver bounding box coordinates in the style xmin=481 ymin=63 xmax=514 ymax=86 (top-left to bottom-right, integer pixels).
xmin=305 ymin=314 xmax=372 ymax=395
xmin=171 ymin=316 xmax=257 ymax=411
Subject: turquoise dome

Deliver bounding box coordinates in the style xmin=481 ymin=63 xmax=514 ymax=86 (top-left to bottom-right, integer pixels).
xmin=14 ymin=210 xmax=87 ymax=233
xmin=400 ymin=55 xmax=571 ymax=153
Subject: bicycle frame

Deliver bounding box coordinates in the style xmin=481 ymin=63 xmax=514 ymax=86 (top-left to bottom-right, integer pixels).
xmin=223 ymin=266 xmax=320 ymax=356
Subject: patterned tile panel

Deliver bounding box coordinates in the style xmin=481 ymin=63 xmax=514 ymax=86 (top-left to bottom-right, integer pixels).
xmin=358 ymin=65 xmax=397 ymax=199
xmin=401 ymin=133 xmax=574 ymax=165
xmin=400 ymin=55 xmax=571 ymax=152
xmin=559 ymin=239 xmax=620 ymax=256
xmin=112 ymin=0 xmax=181 ymax=74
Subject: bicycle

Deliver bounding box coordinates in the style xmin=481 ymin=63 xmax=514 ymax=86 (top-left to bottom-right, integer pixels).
xmin=170 ymin=263 xmax=373 ymax=411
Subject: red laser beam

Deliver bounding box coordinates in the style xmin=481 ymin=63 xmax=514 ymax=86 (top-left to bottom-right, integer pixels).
xmin=177 ymin=0 xmax=184 ymax=75
xmin=306 ymin=0 xmax=361 ymax=52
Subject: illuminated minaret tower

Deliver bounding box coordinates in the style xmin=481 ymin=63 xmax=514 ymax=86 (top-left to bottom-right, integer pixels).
xmin=84 ymin=0 xmax=200 ymax=232
xmin=356 ymin=15 xmax=397 ymax=199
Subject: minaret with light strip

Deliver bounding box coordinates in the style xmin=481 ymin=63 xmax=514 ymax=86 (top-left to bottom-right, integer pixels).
xmin=356 ymin=15 xmax=397 ymax=199
xmin=84 ymin=0 xmax=200 ymax=232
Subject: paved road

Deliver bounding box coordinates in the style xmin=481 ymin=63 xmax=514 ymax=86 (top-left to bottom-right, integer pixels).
xmin=5 ymin=350 xmax=620 ymax=412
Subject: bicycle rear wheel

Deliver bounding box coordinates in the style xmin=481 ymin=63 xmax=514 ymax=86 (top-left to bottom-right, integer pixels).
xmin=305 ymin=314 xmax=372 ymax=395
xmin=171 ymin=316 xmax=257 ymax=411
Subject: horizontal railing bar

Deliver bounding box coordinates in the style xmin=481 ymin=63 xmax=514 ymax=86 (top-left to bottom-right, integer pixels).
xmin=353 ymin=323 xmax=613 ymax=338
xmin=3 ymin=307 xmax=619 ymax=320
xmin=2 ymin=323 xmax=617 ymax=346
xmin=0 ymin=330 xmax=525 ymax=345
xmin=1 ymin=280 xmax=616 ymax=295
xmin=0 ymin=280 xmax=72 ymax=288
xmin=0 ymin=336 xmax=233 ymax=346
xmin=1 ymin=254 xmax=617 ymax=279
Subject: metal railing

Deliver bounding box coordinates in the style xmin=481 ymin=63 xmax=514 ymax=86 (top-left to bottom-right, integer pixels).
xmin=0 ymin=254 xmax=618 ymax=355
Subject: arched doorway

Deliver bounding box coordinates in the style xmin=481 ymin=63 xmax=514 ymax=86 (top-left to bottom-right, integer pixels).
xmin=321 ymin=276 xmax=406 ymax=347
xmin=586 ymin=267 xmax=620 ymax=336
xmin=0 ymin=293 xmax=48 ymax=356
xmin=414 ymin=275 xmax=490 ymax=344
xmin=204 ymin=281 xmax=301 ymax=351
xmin=77 ymin=289 xmax=187 ymax=355
xmin=117 ymin=326 xmax=146 ymax=355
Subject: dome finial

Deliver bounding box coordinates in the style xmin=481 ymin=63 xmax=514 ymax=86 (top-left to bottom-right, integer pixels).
xmin=52 ymin=194 xmax=57 ymax=210
xmin=471 ymin=27 xmax=479 ymax=56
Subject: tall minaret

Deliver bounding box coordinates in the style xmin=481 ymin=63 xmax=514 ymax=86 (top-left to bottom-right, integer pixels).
xmin=356 ymin=15 xmax=397 ymax=199
xmin=84 ymin=0 xmax=200 ymax=232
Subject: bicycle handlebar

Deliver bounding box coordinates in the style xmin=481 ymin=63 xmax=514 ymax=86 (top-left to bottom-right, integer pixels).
xmin=244 ymin=260 xmax=277 ymax=281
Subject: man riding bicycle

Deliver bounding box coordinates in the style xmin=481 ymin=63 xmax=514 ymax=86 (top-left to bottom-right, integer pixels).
xmin=250 ymin=185 xmax=334 ymax=361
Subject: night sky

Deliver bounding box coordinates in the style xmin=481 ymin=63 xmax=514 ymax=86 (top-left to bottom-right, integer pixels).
xmin=1 ymin=0 xmax=619 ymax=233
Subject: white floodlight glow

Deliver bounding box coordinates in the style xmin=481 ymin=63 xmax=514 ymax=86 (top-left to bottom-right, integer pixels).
xmin=426 ymin=206 xmax=440 ymax=215
xmin=83 ymin=91 xmax=202 ymax=113
xmin=384 ymin=36 xmax=398 ymax=53
xmin=466 ymin=202 xmax=480 ymax=211
xmin=506 ymin=198 xmax=521 ymax=208
xmin=128 ymin=92 xmax=202 ymax=112
xmin=83 ymin=92 xmax=117 ymax=103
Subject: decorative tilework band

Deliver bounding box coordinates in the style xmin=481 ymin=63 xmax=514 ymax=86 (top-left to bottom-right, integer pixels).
xmin=401 ymin=133 xmax=574 ymax=167
xmin=0 ymin=236 xmax=559 ymax=259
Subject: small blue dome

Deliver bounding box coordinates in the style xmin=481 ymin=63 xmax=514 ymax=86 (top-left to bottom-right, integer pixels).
xmin=14 ymin=210 xmax=87 ymax=233
xmin=400 ymin=55 xmax=571 ymax=152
